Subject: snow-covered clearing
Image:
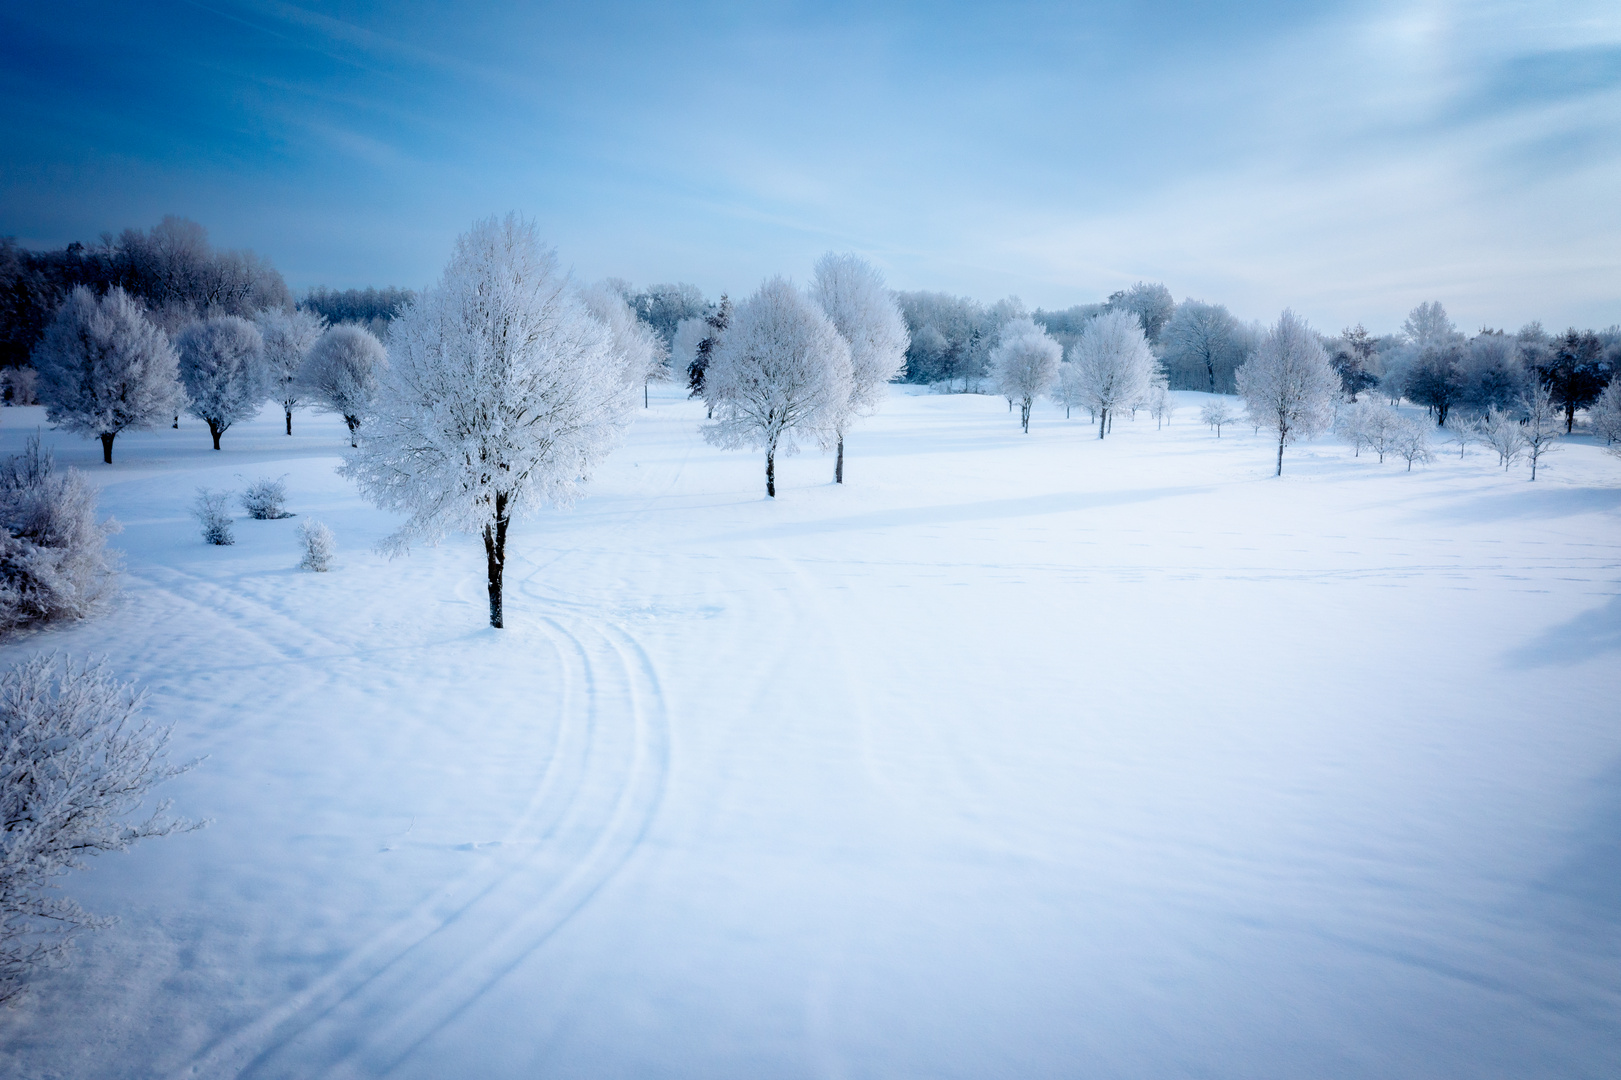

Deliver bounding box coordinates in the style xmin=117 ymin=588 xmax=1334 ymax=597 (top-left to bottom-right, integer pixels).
xmin=2 ymin=386 xmax=1618 ymax=1079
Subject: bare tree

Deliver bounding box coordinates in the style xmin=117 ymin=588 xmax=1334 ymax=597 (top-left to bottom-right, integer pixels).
xmin=342 ymin=215 xmax=633 ymax=629
xmin=1236 ymin=310 xmax=1340 ymax=476
xmin=1391 ymin=415 xmax=1433 ymax=471
xmin=1478 ymin=405 xmax=1527 ymax=470
xmin=32 ymin=286 xmax=185 ymax=463
xmin=1520 ymin=382 xmax=1561 ymax=481
xmin=1199 ymin=398 xmax=1240 ymax=437
xmin=703 ymin=277 xmax=852 ymax=497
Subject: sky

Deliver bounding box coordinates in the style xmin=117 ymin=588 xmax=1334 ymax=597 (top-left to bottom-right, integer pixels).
xmin=2 ymin=0 xmax=1618 ymax=334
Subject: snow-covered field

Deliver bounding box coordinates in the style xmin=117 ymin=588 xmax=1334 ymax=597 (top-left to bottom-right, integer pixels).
xmin=1 ymin=385 xmax=1618 ymax=1079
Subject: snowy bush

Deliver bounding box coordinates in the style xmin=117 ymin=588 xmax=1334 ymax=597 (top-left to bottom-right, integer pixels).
xmin=297 ymin=520 xmax=335 ymax=571
xmin=0 ymin=654 xmax=201 ymax=1005
xmin=240 ymin=476 xmax=291 ymax=520
xmin=0 ymin=436 xmax=120 ymax=639
xmin=192 ymin=488 xmax=234 ymax=545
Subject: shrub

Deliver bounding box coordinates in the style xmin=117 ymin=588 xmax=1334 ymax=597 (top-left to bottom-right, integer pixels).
xmin=192 ymin=489 xmax=234 ymax=545
xmin=240 ymin=477 xmax=291 ymax=520
xmin=0 ymin=436 xmax=119 ymax=638
xmin=297 ymin=520 xmax=334 ymax=572
xmin=0 ymin=654 xmax=202 ymax=1005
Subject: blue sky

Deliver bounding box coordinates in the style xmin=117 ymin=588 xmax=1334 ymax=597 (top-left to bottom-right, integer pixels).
xmin=2 ymin=0 xmax=1617 ymax=333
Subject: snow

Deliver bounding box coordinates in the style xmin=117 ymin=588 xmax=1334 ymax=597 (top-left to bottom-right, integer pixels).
xmin=0 ymin=386 xmax=1617 ymax=1079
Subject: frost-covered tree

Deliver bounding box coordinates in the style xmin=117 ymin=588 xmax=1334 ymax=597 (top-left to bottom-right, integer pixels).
xmin=255 ymin=306 xmax=325 ymax=435
xmin=1236 ymin=310 xmax=1340 ymax=476
xmin=1536 ymin=329 xmax=1609 ymax=434
xmin=690 ymin=296 xmax=731 ymax=409
xmin=1105 ymin=282 xmax=1175 ymax=345
xmin=1391 ymin=415 xmax=1432 ymax=471
xmin=1054 ymin=361 xmax=1086 ymax=420
xmin=1592 ymin=379 xmax=1621 ymax=452
xmin=988 ymin=318 xmax=1061 ymax=434
xmin=1338 ymin=400 xmax=1401 ymax=462
xmin=1478 ymin=405 xmax=1526 ymax=470
xmin=703 ymin=277 xmax=852 ymax=497
xmin=176 ymin=315 xmax=266 ymax=449
xmin=0 ymin=654 xmax=200 ymax=1005
xmin=1147 ymin=381 xmax=1174 ymax=428
xmin=1458 ymin=331 xmax=1526 ymax=415
xmin=1160 ymin=300 xmax=1247 ymax=392
xmin=670 ymin=316 xmax=708 ymax=388
xmin=1330 ymin=324 xmax=1380 ymax=401
xmin=342 ymin=215 xmax=633 ymax=629
xmin=1070 ymin=309 xmax=1157 ymax=439
xmin=32 ymin=286 xmax=185 ymax=464
xmin=1199 ymin=398 xmax=1239 ymax=437
xmin=300 ymin=324 xmax=386 ymax=447
xmin=811 ymin=254 xmax=909 ymax=479
xmin=1519 ymin=382 xmax=1560 ymax=481
xmin=1403 ymin=301 xmax=1459 ymax=349
xmin=1403 ymin=342 xmax=1464 ymax=425
xmin=581 ymin=283 xmax=668 ymax=408
xmin=0 ymin=436 xmax=120 ymax=637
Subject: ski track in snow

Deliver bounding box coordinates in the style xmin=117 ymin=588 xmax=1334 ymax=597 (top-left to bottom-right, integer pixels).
xmin=165 ymin=603 xmax=669 ymax=1079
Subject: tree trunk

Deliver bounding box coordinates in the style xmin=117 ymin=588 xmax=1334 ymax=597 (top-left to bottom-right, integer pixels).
xmin=483 ymin=492 xmax=509 ymax=628
xmin=285 ymin=408 xmax=293 ymax=435
xmin=766 ymin=439 xmax=777 ymax=498
xmin=1098 ymin=408 xmax=1107 ymax=440
xmin=1066 ymin=404 xmax=1071 ymax=419
xmin=1275 ymin=432 xmax=1286 ymax=476
xmin=99 ymin=432 xmax=115 ymax=464
xmin=1566 ymin=404 xmax=1576 ymax=434
xmin=1021 ymin=401 xmax=1031 ymax=433
xmin=208 ymin=420 xmax=223 ymax=450
xmin=345 ymin=416 xmax=360 ymax=448
xmin=173 ymin=415 xmax=179 ymax=429
xmin=835 ymin=434 xmax=844 ymax=484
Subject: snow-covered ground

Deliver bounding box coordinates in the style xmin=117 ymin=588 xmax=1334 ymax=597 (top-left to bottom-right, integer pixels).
xmin=2 ymin=385 xmax=1618 ymax=1079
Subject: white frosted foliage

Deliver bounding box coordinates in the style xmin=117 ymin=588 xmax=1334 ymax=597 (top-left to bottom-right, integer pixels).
xmin=301 ymin=324 xmax=387 ymax=447
xmin=255 ymin=307 xmax=325 ymax=435
xmin=810 ymin=253 xmax=909 ymax=479
xmin=702 ymin=277 xmax=852 ymax=498
xmin=341 ymin=214 xmax=633 ymax=628
xmin=1235 ymin=309 xmax=1340 ymax=475
xmin=1068 ymin=309 xmax=1157 ymax=440
xmin=32 ymin=286 xmax=185 ymax=463
xmin=988 ymin=318 xmax=1061 ymax=434
xmin=177 ymin=315 xmax=267 ymax=450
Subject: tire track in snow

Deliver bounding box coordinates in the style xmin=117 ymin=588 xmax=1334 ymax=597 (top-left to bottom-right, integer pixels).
xmin=167 ymin=613 xmax=588 ymax=1080
xmin=172 ymin=611 xmax=669 ymax=1079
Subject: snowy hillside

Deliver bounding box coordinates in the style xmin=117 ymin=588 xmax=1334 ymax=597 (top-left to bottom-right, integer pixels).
xmin=1 ymin=386 xmax=1617 ymax=1079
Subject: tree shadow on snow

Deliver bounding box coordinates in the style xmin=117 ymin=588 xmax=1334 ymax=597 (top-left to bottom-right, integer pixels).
xmin=1422 ymin=484 xmax=1621 ymax=525
xmin=704 ymin=485 xmax=1210 ymax=544
xmin=1501 ymin=593 xmax=1621 ymax=670
xmin=1535 ymin=757 xmax=1621 ymax=925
